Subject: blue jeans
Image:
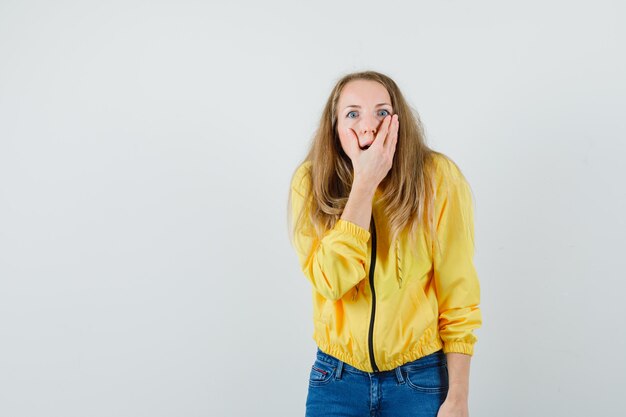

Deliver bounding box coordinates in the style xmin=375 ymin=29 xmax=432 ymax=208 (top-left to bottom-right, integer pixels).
xmin=306 ymin=347 xmax=449 ymax=417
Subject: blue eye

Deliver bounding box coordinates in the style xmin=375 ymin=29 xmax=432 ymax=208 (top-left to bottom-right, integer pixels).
xmin=346 ymin=109 xmax=391 ymax=118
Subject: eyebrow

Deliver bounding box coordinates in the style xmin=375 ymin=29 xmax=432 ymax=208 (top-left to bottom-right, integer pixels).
xmin=343 ymin=103 xmax=392 ymax=110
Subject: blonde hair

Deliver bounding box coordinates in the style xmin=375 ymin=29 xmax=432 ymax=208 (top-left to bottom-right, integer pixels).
xmin=288 ymin=70 xmax=455 ymax=256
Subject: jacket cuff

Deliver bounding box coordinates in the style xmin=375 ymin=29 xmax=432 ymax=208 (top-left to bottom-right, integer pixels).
xmin=442 ymin=341 xmax=475 ymax=356
xmin=335 ymin=219 xmax=371 ymax=242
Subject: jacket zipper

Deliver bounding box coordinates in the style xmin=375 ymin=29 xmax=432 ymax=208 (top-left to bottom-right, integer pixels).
xmin=368 ymin=215 xmax=379 ymax=372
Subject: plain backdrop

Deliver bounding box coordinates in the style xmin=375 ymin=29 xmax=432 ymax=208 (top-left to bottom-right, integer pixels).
xmin=1 ymin=1 xmax=625 ymax=416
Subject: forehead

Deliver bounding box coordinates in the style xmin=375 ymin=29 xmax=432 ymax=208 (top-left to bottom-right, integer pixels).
xmin=338 ymin=79 xmax=391 ymax=105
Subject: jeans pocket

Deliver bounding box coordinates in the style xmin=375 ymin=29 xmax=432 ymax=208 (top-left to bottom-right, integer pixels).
xmin=404 ymin=362 xmax=449 ymax=393
xmin=308 ymin=359 xmax=336 ymax=387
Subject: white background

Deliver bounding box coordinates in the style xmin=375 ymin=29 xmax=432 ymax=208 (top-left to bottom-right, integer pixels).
xmin=1 ymin=1 xmax=625 ymax=416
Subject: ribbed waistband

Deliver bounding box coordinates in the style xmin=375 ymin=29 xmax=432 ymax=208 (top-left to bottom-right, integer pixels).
xmin=315 ymin=347 xmax=447 ymax=376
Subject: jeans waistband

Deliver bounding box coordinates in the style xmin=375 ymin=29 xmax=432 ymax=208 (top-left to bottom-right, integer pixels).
xmin=315 ymin=347 xmax=446 ymax=375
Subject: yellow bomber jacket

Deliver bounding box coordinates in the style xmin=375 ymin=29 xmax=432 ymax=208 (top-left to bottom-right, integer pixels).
xmin=290 ymin=153 xmax=482 ymax=372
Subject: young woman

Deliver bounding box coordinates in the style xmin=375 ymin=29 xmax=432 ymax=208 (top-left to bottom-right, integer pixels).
xmin=288 ymin=70 xmax=482 ymax=417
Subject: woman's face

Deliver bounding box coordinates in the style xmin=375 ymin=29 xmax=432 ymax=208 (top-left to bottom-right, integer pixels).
xmin=336 ymin=79 xmax=393 ymax=153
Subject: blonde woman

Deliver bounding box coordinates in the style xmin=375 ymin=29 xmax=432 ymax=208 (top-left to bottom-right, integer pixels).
xmin=288 ymin=70 xmax=482 ymax=417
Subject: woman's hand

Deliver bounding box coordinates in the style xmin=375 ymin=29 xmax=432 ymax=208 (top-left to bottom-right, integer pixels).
xmin=343 ymin=114 xmax=399 ymax=191
xmin=436 ymin=397 xmax=469 ymax=417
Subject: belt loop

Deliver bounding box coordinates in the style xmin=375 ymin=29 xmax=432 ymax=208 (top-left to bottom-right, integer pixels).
xmin=395 ymin=366 xmax=405 ymax=384
xmin=335 ymin=360 xmax=344 ymax=380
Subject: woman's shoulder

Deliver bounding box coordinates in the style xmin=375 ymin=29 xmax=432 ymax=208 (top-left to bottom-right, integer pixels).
xmin=427 ymin=151 xmax=474 ymax=208
xmin=295 ymin=160 xmax=312 ymax=174
xmin=428 ymin=151 xmax=465 ymax=184
xmin=291 ymin=160 xmax=313 ymax=196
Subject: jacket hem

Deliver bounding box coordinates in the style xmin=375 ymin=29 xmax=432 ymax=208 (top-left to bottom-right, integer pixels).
xmin=313 ymin=336 xmax=446 ymax=373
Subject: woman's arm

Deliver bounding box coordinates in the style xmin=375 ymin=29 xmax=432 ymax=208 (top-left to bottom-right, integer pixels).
xmin=437 ymin=352 xmax=471 ymax=417
xmin=432 ymin=156 xmax=482 ymax=355
xmin=431 ymin=156 xmax=482 ymax=417
xmin=446 ymin=352 xmax=471 ymax=401
xmin=290 ymin=164 xmax=372 ymax=301
xmin=340 ymin=178 xmax=376 ymax=230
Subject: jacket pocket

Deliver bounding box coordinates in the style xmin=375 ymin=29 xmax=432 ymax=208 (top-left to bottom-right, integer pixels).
xmin=313 ymin=294 xmax=333 ymax=325
xmin=405 ymin=276 xmax=436 ymax=327
xmin=396 ymin=241 xmax=436 ymax=326
xmin=319 ymin=299 xmax=333 ymax=324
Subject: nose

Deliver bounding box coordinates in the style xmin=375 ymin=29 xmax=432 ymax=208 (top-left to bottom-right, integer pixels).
xmin=360 ymin=115 xmax=379 ymax=137
xmin=361 ymin=126 xmax=377 ymax=136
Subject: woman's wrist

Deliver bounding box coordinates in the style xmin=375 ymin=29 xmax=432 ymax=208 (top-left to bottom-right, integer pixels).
xmin=340 ymin=179 xmax=376 ymax=230
xmin=352 ymin=177 xmax=378 ymax=196
xmin=445 ymin=388 xmax=468 ymax=403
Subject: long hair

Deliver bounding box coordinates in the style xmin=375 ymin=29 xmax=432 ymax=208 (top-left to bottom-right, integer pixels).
xmin=288 ymin=70 xmax=453 ymax=256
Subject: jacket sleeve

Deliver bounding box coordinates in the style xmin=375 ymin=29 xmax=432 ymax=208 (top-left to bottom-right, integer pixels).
xmin=290 ymin=163 xmax=371 ymax=301
xmin=432 ymin=158 xmax=483 ymax=356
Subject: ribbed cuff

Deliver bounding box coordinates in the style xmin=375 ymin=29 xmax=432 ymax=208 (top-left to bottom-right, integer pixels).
xmin=335 ymin=219 xmax=371 ymax=242
xmin=442 ymin=341 xmax=475 ymax=356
